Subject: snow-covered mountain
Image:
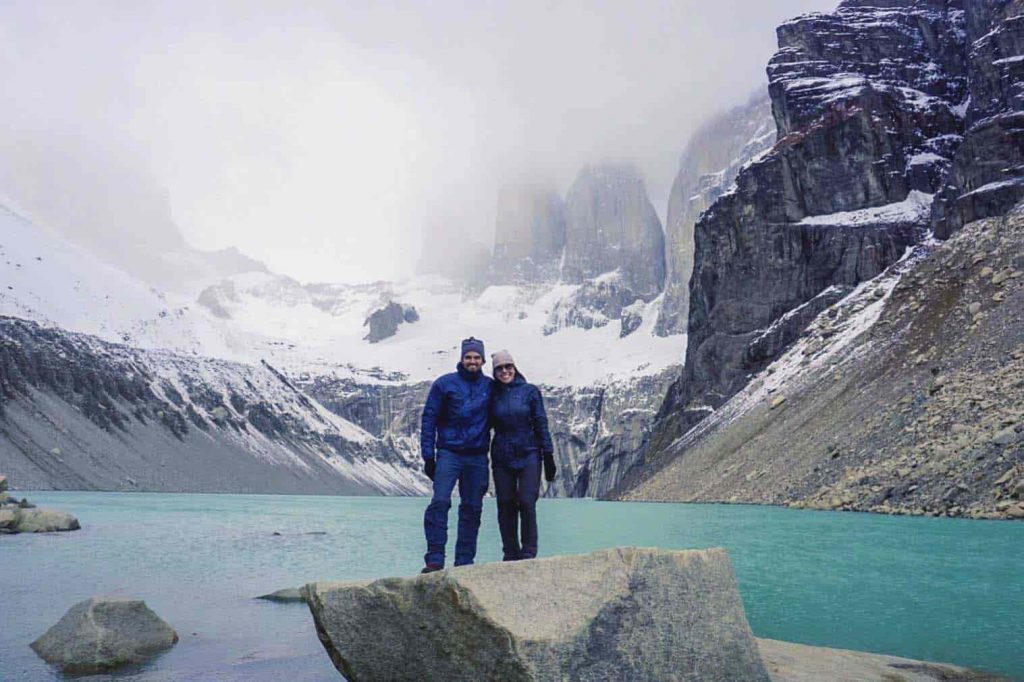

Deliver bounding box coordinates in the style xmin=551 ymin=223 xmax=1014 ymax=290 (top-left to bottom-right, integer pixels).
xmin=1 ymin=190 xmax=686 ymax=495
xmin=195 ymin=271 xmax=684 ymax=387
xmin=0 ymin=203 xmax=426 ymax=494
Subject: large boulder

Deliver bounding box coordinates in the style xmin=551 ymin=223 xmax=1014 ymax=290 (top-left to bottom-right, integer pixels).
xmin=30 ymin=597 xmax=178 ymax=674
xmin=9 ymin=507 xmax=81 ymax=533
xmin=303 ymin=547 xmax=770 ymax=682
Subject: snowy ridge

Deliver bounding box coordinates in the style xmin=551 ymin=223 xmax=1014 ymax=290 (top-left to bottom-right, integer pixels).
xmin=797 ymin=191 xmax=934 ymax=227
xmin=200 ymin=271 xmax=686 ymax=387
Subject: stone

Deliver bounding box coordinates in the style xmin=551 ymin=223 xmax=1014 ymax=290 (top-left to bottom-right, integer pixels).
xmin=304 ymin=547 xmax=770 ymax=682
xmin=1006 ymin=504 xmax=1024 ymax=519
xmin=10 ymin=508 xmax=81 ymax=533
xmin=0 ymin=508 xmax=16 ymax=531
xmin=30 ymin=598 xmax=178 ymax=674
xmin=968 ymin=302 xmax=982 ymax=315
xmin=992 ymin=427 xmax=1019 ymax=446
xmin=256 ymin=587 xmax=305 ymax=603
xmin=991 ymin=269 xmax=1012 ymax=286
xmin=770 ymin=396 xmax=787 ymax=410
xmin=994 ymin=469 xmax=1015 ymax=486
xmin=1012 ymin=481 xmax=1024 ymax=500
xmin=758 ymin=638 xmax=1012 ymax=681
xmin=0 ymin=474 xmax=7 ymax=492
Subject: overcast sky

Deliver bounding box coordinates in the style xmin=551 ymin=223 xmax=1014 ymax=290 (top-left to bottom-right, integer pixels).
xmin=0 ymin=0 xmax=835 ymax=283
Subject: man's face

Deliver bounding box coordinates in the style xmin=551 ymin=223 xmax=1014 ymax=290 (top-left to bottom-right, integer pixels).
xmin=461 ymin=352 xmax=483 ymax=372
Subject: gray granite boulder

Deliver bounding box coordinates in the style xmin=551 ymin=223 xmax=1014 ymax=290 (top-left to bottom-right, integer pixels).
xmin=30 ymin=597 xmax=178 ymax=674
xmin=9 ymin=508 xmax=80 ymax=533
xmin=303 ymin=546 xmax=770 ymax=682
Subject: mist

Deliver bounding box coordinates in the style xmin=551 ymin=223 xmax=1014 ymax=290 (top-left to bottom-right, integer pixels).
xmin=0 ymin=0 xmax=835 ymax=284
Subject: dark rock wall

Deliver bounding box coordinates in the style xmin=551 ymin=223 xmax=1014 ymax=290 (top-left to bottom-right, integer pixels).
xmin=933 ymin=0 xmax=1024 ymax=236
xmin=561 ymin=164 xmax=666 ymax=300
xmin=658 ymin=0 xmax=971 ymax=437
xmin=656 ymin=93 xmax=777 ymax=337
xmin=363 ymin=301 xmax=418 ymax=343
xmin=489 ymin=183 xmax=566 ymax=284
xmin=302 ymin=367 xmax=678 ymax=498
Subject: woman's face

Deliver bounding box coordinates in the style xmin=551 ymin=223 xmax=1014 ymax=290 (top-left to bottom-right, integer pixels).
xmin=495 ymin=363 xmax=516 ymax=384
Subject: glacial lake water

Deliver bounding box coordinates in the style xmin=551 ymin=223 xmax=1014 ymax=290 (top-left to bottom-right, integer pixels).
xmin=2 ymin=492 xmax=1022 ymax=681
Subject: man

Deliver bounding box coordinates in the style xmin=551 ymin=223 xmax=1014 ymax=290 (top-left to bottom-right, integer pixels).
xmin=420 ymin=336 xmax=493 ymax=572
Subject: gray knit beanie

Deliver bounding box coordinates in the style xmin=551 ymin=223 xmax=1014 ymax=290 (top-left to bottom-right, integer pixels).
xmin=491 ymin=349 xmax=515 ymax=368
xmin=461 ymin=336 xmax=485 ymax=359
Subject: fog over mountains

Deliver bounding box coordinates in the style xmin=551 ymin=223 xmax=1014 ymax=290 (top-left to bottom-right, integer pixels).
xmin=2 ymin=0 xmax=1022 ymax=517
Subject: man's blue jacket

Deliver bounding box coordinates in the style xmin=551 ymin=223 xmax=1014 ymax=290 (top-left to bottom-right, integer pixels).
xmin=420 ymin=363 xmax=493 ymax=461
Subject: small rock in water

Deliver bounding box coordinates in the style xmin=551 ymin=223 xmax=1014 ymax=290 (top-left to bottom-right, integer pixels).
xmin=256 ymin=588 xmax=306 ymax=603
xmin=31 ymin=598 xmax=178 ymax=674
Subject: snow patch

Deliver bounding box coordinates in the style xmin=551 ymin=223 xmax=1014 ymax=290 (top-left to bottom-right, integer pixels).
xmin=796 ymin=191 xmax=933 ymax=227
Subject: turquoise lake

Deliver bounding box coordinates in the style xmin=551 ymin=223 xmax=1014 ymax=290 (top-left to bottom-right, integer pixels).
xmin=2 ymin=492 xmax=1021 ymax=680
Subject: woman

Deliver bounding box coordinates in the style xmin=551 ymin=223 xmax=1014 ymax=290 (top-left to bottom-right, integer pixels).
xmin=488 ymin=349 xmax=556 ymax=561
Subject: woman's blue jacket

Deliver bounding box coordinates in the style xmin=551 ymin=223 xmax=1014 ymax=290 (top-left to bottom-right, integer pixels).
xmin=489 ymin=371 xmax=554 ymax=467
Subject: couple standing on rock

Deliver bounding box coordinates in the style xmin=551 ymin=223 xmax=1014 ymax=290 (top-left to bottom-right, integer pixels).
xmin=420 ymin=336 xmax=557 ymax=573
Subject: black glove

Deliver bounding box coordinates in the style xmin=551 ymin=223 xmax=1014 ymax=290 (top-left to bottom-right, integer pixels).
xmin=424 ymin=459 xmax=436 ymax=481
xmin=543 ymin=453 xmax=557 ymax=482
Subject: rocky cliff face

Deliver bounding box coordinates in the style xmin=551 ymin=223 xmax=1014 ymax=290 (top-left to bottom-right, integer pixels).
xmin=363 ymin=301 xmax=419 ymax=343
xmin=617 ymin=0 xmax=1024 ymax=519
xmin=489 ymin=183 xmax=566 ymax=284
xmin=657 ymin=0 xmax=973 ymax=438
xmin=562 ymin=164 xmax=666 ymax=300
xmin=301 ymin=366 xmax=678 ymax=498
xmin=615 ymin=204 xmax=1024 ymax=520
xmin=0 ymin=317 xmax=424 ymax=494
xmin=656 ymin=93 xmax=777 ymax=337
xmin=932 ymin=0 xmax=1024 ymax=237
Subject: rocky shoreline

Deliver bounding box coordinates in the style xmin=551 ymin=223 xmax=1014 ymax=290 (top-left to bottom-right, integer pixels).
xmin=0 ymin=475 xmax=80 ymax=534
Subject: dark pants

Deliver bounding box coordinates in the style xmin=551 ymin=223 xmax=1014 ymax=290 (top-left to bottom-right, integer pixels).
xmin=423 ymin=450 xmax=489 ymax=567
xmin=493 ymin=456 xmax=541 ymax=560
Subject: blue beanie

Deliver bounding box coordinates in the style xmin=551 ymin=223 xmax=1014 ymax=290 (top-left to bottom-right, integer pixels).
xmin=461 ymin=336 xmax=485 ymax=359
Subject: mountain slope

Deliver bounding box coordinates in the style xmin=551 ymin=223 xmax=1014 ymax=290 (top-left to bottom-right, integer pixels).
xmin=0 ymin=317 xmax=424 ymax=494
xmin=614 ymin=205 xmax=1024 ymax=519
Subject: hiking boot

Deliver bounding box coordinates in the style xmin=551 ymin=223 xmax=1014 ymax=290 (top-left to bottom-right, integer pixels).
xmin=420 ymin=564 xmax=443 ymax=574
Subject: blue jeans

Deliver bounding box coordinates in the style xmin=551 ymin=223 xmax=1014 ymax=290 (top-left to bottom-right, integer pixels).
xmin=423 ymin=450 xmax=490 ymax=567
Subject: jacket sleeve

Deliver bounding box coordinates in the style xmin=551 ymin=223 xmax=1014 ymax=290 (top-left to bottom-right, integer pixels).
xmin=530 ymin=386 xmax=554 ymax=456
xmin=420 ymin=380 xmax=445 ymax=461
